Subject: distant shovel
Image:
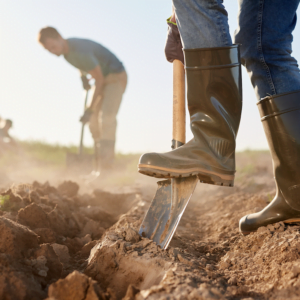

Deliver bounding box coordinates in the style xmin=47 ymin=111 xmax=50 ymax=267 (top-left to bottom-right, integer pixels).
xmin=139 ymin=60 xmax=198 ymax=249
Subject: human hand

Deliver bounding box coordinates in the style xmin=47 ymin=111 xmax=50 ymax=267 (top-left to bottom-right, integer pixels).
xmin=81 ymin=75 xmax=91 ymax=91
xmin=165 ymin=19 xmax=184 ymax=64
xmin=80 ymin=108 xmax=93 ymax=123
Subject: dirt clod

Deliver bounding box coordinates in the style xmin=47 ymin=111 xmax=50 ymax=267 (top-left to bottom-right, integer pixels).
xmin=123 ymin=284 xmax=140 ymax=300
xmin=0 ymin=263 xmax=46 ymax=300
xmin=81 ymin=240 xmax=98 ymax=257
xmin=51 ymin=243 xmax=70 ymax=264
xmin=0 ymin=189 xmax=24 ymax=211
xmin=34 ymin=227 xmax=57 ymax=244
xmin=34 ymin=243 xmax=62 ymax=280
xmin=17 ymin=203 xmax=50 ymax=229
xmin=57 ymin=181 xmax=79 ymax=197
xmin=0 ymin=216 xmax=39 ymax=259
xmin=80 ymin=219 xmax=105 ymax=239
xmin=124 ymin=226 xmax=140 ymax=243
xmin=47 ymin=206 xmax=70 ymax=236
xmin=47 ymin=270 xmax=104 ymax=300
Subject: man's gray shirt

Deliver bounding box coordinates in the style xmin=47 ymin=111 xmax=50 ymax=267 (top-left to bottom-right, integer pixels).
xmin=64 ymin=38 xmax=124 ymax=77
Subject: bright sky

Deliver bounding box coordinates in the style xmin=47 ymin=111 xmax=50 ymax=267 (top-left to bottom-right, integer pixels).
xmin=1 ymin=1 xmax=300 ymax=153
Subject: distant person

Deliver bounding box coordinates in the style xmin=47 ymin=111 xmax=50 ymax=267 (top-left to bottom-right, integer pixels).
xmin=0 ymin=119 xmax=15 ymax=143
xmin=0 ymin=119 xmax=17 ymax=153
xmin=37 ymin=27 xmax=127 ymax=169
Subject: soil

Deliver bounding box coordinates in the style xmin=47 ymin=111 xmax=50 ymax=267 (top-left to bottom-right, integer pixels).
xmin=1 ymin=151 xmax=300 ymax=299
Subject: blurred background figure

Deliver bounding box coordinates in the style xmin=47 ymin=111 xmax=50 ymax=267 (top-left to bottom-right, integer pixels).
xmin=0 ymin=118 xmax=17 ymax=155
xmin=37 ymin=27 xmax=127 ymax=171
xmin=0 ymin=118 xmax=16 ymax=144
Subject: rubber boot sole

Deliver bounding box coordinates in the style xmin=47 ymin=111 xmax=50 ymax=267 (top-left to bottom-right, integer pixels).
xmin=240 ymin=218 xmax=300 ymax=236
xmin=138 ymin=164 xmax=234 ymax=187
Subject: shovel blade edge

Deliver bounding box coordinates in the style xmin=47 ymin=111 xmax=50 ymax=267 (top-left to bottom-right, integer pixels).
xmin=139 ymin=176 xmax=198 ymax=249
xmin=139 ymin=179 xmax=172 ymax=243
xmin=160 ymin=176 xmax=198 ymax=249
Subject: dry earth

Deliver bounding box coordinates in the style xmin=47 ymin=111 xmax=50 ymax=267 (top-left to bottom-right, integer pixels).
xmin=1 ymin=151 xmax=300 ymax=300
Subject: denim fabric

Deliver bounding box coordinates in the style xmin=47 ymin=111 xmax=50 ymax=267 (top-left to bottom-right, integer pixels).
xmin=173 ymin=0 xmax=232 ymax=48
xmin=234 ymin=0 xmax=300 ymax=99
xmin=173 ymin=0 xmax=300 ymax=100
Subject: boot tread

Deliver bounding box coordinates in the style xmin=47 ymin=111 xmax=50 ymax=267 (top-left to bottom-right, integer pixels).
xmin=138 ymin=167 xmax=234 ymax=187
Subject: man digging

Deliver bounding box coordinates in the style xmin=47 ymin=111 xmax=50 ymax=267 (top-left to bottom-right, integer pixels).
xmin=138 ymin=1 xmax=300 ymax=234
xmin=38 ymin=27 xmax=127 ymax=171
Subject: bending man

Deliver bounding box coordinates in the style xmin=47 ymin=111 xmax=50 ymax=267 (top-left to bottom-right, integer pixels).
xmin=38 ymin=27 xmax=127 ymax=169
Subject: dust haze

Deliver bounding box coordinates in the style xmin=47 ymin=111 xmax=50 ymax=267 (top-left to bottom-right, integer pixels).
xmin=2 ymin=145 xmax=300 ymax=299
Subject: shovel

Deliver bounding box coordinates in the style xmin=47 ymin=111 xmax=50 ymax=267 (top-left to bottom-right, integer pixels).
xmin=139 ymin=60 xmax=198 ymax=249
xmin=66 ymin=90 xmax=94 ymax=171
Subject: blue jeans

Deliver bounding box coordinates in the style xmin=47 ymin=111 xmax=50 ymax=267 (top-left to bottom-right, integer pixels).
xmin=173 ymin=0 xmax=300 ymax=100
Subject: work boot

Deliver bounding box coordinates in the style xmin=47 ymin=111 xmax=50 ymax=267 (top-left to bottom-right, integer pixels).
xmin=240 ymin=90 xmax=300 ymax=235
xmin=94 ymin=141 xmax=101 ymax=172
xmin=138 ymin=45 xmax=242 ymax=186
xmin=99 ymin=139 xmax=115 ymax=169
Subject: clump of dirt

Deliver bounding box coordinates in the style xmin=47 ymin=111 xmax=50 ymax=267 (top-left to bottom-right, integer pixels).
xmin=220 ymin=222 xmax=300 ymax=299
xmin=85 ymin=202 xmax=171 ymax=299
xmin=46 ymin=270 xmax=106 ymax=300
xmin=57 ymin=181 xmax=79 ymax=197
xmin=0 ymin=180 xmax=138 ymax=300
xmin=83 ymin=195 xmax=239 ymax=300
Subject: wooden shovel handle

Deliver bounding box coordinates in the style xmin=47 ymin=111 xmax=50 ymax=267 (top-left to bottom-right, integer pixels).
xmin=173 ymin=59 xmax=186 ymax=146
xmin=79 ymin=89 xmax=89 ymax=155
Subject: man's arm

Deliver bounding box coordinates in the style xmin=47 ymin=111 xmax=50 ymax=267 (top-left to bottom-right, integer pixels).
xmin=88 ymin=65 xmax=104 ymax=110
xmin=80 ymin=65 xmax=105 ymax=123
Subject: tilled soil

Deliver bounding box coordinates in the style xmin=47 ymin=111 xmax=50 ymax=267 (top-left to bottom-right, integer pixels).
xmin=1 ymin=151 xmax=300 ymax=299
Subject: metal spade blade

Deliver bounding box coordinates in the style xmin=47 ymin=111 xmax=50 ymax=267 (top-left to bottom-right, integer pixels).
xmin=138 ymin=60 xmax=197 ymax=249
xmin=139 ymin=176 xmax=198 ymax=249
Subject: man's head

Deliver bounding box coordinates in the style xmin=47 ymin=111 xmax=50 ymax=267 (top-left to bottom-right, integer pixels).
xmin=38 ymin=27 xmax=67 ymax=56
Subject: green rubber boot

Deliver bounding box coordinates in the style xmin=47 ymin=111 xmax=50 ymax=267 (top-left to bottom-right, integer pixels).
xmin=240 ymin=90 xmax=300 ymax=235
xmin=138 ymin=45 xmax=242 ymax=186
